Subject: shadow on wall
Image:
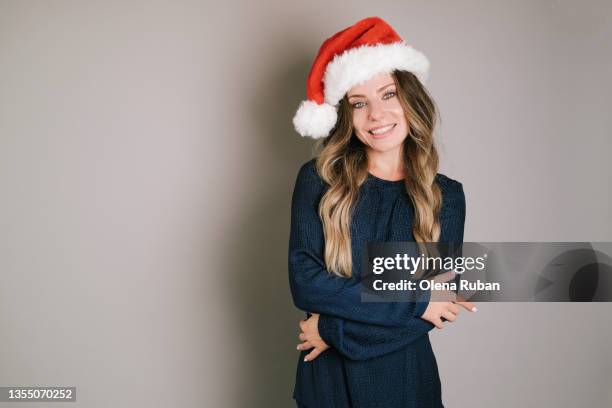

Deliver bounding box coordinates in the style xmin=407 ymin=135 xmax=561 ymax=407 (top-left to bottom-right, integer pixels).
xmin=224 ymin=48 xmax=318 ymax=407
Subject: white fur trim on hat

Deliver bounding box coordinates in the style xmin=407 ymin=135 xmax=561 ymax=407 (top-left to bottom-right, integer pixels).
xmin=323 ymin=42 xmax=430 ymax=106
xmin=292 ymin=100 xmax=338 ymax=139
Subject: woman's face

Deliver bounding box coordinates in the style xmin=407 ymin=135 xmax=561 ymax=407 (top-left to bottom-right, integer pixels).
xmin=347 ymin=72 xmax=409 ymax=154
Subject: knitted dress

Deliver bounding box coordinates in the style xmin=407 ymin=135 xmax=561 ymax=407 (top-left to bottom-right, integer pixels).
xmin=288 ymin=159 xmax=466 ymax=408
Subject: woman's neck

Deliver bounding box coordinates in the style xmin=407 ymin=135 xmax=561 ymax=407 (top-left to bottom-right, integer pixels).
xmin=366 ymin=147 xmax=405 ymax=181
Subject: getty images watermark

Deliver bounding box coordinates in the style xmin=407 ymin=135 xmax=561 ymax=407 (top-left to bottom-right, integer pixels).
xmin=370 ymin=251 xmax=494 ymax=292
xmin=361 ymin=242 xmax=612 ymax=302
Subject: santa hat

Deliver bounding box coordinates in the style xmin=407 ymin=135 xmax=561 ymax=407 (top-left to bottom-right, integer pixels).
xmin=293 ymin=16 xmax=430 ymax=139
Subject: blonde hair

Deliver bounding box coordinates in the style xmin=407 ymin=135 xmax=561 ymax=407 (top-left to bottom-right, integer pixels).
xmin=315 ymin=70 xmax=442 ymax=278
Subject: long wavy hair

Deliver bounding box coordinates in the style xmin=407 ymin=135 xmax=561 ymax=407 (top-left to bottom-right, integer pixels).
xmin=315 ymin=70 xmax=442 ymax=278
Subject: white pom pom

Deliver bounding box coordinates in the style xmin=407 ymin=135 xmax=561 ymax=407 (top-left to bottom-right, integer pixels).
xmin=292 ymin=100 xmax=338 ymax=139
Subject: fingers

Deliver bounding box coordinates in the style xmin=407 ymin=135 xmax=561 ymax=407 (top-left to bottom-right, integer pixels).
xmin=427 ymin=302 xmax=459 ymax=329
xmin=299 ymin=332 xmax=307 ymax=341
xmin=448 ymin=303 xmax=460 ymax=315
xmin=304 ymin=347 xmax=323 ymax=362
xmin=431 ymin=317 xmax=444 ymax=329
xmin=433 ymin=313 xmax=456 ymax=329
xmin=455 ymin=297 xmax=478 ymax=312
xmin=296 ymin=341 xmax=313 ymax=351
xmin=441 ymin=310 xmax=457 ymax=322
xmin=456 ymin=302 xmax=477 ymax=312
xmin=422 ymin=298 xmax=476 ymax=330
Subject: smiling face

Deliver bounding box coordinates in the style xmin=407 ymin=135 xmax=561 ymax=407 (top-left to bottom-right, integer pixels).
xmin=346 ymin=72 xmax=409 ymax=155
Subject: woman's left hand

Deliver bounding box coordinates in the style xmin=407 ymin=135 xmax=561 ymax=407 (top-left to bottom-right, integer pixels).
xmin=297 ymin=313 xmax=330 ymax=362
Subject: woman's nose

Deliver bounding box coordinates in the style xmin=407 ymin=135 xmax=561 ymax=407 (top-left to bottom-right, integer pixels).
xmin=367 ymin=100 xmax=385 ymax=121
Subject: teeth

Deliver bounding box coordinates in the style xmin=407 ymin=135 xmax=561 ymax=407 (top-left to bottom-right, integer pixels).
xmin=370 ymin=124 xmax=394 ymax=135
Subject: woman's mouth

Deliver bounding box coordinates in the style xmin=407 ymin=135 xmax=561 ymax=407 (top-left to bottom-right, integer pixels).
xmin=368 ymin=124 xmax=396 ymax=138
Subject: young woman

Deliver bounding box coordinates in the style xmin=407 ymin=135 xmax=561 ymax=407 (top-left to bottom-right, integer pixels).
xmin=288 ymin=17 xmax=476 ymax=408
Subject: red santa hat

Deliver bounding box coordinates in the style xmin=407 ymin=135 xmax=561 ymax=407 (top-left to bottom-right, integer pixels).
xmin=293 ymin=16 xmax=430 ymax=139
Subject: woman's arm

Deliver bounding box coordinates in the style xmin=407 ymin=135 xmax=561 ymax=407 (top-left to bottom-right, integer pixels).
xmin=316 ymin=313 xmax=435 ymax=360
xmin=288 ymin=161 xmax=430 ymax=327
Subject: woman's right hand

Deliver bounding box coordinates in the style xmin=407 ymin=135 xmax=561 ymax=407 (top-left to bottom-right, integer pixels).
xmin=420 ymin=297 xmax=476 ymax=329
xmin=419 ymin=270 xmax=478 ymax=329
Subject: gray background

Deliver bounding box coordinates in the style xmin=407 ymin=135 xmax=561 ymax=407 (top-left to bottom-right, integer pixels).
xmin=1 ymin=0 xmax=611 ymax=407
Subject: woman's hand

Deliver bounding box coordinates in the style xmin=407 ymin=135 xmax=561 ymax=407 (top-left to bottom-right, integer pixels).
xmin=297 ymin=313 xmax=330 ymax=362
xmin=420 ymin=299 xmax=474 ymax=329
xmin=420 ymin=270 xmax=478 ymax=329
xmin=420 ymin=287 xmax=477 ymax=329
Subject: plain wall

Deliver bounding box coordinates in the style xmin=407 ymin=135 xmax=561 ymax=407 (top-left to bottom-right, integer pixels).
xmin=1 ymin=1 xmax=611 ymax=407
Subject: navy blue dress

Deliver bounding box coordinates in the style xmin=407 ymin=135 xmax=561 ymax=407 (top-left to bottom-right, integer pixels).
xmin=288 ymin=159 xmax=466 ymax=408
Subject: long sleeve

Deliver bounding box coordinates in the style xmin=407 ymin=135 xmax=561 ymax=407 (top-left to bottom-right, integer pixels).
xmin=288 ymin=161 xmax=430 ymax=327
xmin=437 ymin=174 xmax=466 ymax=244
xmin=317 ymin=313 xmax=435 ymax=360
xmin=314 ymin=175 xmax=467 ymax=361
xmin=438 ymin=175 xmax=466 ymax=293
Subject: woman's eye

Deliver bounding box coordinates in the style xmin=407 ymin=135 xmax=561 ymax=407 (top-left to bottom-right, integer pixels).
xmin=383 ymin=91 xmax=396 ymax=99
xmin=352 ymin=101 xmax=366 ymax=109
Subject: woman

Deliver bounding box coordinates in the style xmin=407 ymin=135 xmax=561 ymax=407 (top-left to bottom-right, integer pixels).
xmin=288 ymin=17 xmax=476 ymax=407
